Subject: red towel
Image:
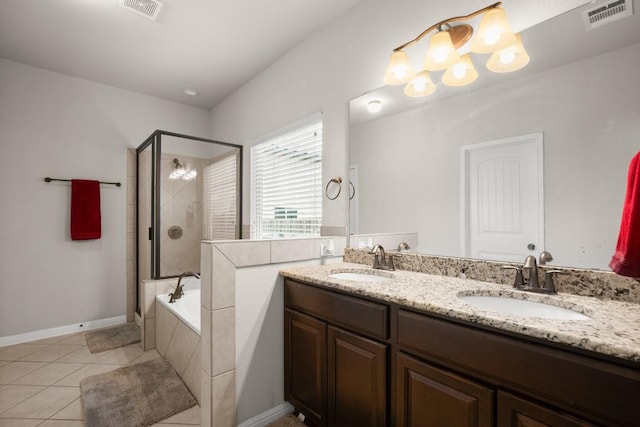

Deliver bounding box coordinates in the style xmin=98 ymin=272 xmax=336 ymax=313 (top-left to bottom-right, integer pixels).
xmin=70 ymin=179 xmax=101 ymax=240
xmin=609 ymin=151 xmax=640 ymax=277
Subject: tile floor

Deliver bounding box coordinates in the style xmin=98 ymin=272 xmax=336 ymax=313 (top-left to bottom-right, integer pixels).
xmin=0 ymin=331 xmax=200 ymax=427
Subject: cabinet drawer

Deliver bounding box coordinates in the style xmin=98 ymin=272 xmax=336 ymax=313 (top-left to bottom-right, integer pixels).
xmin=397 ymin=309 xmax=640 ymax=426
xmin=285 ymin=279 xmax=389 ymax=340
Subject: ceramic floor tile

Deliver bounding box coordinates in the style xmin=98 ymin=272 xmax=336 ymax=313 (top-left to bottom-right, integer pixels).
xmin=0 ymin=419 xmax=42 ymax=426
xmin=0 ymin=386 xmax=79 ymax=419
xmin=55 ymin=347 xmax=99 ymax=364
xmin=50 ymin=397 xmax=83 ymax=421
xmin=0 ymin=362 xmax=47 ymax=385
xmin=92 ymin=343 xmax=144 ymax=365
xmin=54 ymin=364 xmax=120 ymax=387
xmin=0 ymin=385 xmax=46 ymax=414
xmin=11 ymin=363 xmax=85 ymax=386
xmin=127 ymin=349 xmax=161 ymax=366
xmin=21 ymin=335 xmax=69 ymax=346
xmin=157 ymin=405 xmax=201 ymax=424
xmin=153 ymin=424 xmax=199 ymax=427
xmin=19 ymin=345 xmax=85 ymax=363
xmin=0 ymin=345 xmax=48 ymax=362
xmin=39 ymin=420 xmax=85 ymax=426
xmin=56 ymin=333 xmax=88 ymax=346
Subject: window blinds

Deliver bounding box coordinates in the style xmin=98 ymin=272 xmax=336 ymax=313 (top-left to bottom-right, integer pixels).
xmin=251 ymin=114 xmax=323 ymax=239
xmin=203 ymin=153 xmax=238 ymax=240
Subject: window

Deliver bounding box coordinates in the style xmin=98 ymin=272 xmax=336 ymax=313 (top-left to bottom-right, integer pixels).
xmin=203 ymin=151 xmax=239 ymax=240
xmin=251 ymin=113 xmax=323 ymax=239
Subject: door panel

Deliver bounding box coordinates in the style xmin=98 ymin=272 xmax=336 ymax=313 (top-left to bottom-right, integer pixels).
xmin=328 ymin=326 xmax=387 ymax=427
xmin=396 ymin=353 xmax=494 ymax=427
xmin=497 ymin=391 xmax=596 ymax=427
xmin=285 ymin=309 xmax=327 ymax=426
xmin=462 ymin=133 xmax=543 ymax=262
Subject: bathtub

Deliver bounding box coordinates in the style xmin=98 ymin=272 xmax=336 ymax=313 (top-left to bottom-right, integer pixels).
xmin=156 ymin=289 xmax=201 ymax=335
xmin=154 ymin=277 xmax=201 ymax=403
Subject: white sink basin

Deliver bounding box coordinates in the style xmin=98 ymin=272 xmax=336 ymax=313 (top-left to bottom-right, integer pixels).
xmin=459 ymin=295 xmax=590 ymax=320
xmin=328 ymin=272 xmax=390 ymax=283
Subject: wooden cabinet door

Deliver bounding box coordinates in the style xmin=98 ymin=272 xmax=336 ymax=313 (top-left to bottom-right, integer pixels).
xmin=285 ymin=309 xmax=327 ymax=427
xmin=497 ymin=391 xmax=596 ymax=427
xmin=327 ymin=326 xmax=387 ymax=427
xmin=395 ymin=353 xmax=494 ymax=427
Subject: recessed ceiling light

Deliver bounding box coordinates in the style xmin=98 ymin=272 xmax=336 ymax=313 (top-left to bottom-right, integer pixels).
xmin=367 ymin=100 xmax=383 ymax=113
xmin=183 ymin=89 xmax=199 ymax=96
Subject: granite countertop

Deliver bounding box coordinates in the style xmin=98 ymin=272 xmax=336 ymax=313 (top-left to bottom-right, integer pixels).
xmin=280 ymin=262 xmax=640 ymax=363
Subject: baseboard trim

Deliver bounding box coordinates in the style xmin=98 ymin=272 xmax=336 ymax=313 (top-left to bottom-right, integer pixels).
xmin=238 ymin=402 xmax=295 ymax=427
xmin=0 ymin=315 xmax=128 ymax=347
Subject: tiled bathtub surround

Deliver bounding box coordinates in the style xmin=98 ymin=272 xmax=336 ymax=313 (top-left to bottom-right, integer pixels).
xmin=280 ymin=262 xmax=640 ymax=362
xmin=344 ymin=248 xmax=640 ymax=304
xmin=139 ymin=278 xmax=176 ymax=351
xmin=155 ymin=301 xmax=201 ymax=403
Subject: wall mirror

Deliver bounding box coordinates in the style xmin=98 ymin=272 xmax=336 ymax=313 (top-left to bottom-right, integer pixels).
xmin=348 ymin=2 xmax=640 ymax=270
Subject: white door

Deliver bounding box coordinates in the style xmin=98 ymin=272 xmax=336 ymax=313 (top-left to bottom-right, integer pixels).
xmin=461 ymin=133 xmax=544 ymax=262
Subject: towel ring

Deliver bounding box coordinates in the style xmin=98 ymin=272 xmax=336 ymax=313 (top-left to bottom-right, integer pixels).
xmin=325 ymin=177 xmax=342 ymax=200
xmin=349 ymin=181 xmax=355 ymax=200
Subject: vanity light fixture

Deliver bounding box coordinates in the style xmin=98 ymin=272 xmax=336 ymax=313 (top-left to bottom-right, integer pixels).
xmin=367 ymin=100 xmax=383 ymax=113
xmin=383 ymin=2 xmax=529 ymax=97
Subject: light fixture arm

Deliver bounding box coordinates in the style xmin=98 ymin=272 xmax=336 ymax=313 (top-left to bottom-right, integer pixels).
xmin=392 ymin=1 xmax=502 ymax=52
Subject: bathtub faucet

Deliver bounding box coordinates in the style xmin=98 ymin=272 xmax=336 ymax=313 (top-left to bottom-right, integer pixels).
xmin=169 ymin=272 xmax=200 ymax=303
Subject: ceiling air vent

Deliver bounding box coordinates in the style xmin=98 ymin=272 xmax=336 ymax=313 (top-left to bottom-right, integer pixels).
xmin=582 ymin=0 xmax=633 ymax=29
xmin=119 ymin=0 xmax=163 ymax=21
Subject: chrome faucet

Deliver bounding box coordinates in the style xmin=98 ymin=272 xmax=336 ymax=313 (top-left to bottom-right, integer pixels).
xmin=523 ymin=255 xmax=539 ymax=289
xmin=169 ymin=271 xmax=200 ymax=303
xmin=397 ymin=242 xmax=411 ymax=252
xmin=539 ymin=250 xmax=554 ymax=265
xmin=503 ymin=256 xmax=562 ymax=294
xmin=369 ymin=244 xmax=395 ymax=271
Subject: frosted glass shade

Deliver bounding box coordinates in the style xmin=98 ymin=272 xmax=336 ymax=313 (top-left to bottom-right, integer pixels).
xmin=404 ymin=71 xmax=436 ymax=97
xmin=383 ymin=50 xmax=415 ymax=85
xmin=442 ymin=55 xmax=478 ymax=87
xmin=487 ymin=33 xmax=530 ymax=73
xmin=423 ymin=31 xmax=460 ymax=71
xmin=471 ymin=7 xmax=517 ymax=54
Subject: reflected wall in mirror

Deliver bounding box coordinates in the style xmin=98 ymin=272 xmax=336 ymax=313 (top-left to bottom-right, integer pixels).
xmin=348 ymin=2 xmax=640 ymax=270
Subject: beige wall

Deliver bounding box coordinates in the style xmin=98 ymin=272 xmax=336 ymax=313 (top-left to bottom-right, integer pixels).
xmin=0 ymin=58 xmax=211 ymax=338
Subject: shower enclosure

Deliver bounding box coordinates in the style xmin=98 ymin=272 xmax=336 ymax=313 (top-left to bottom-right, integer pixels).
xmin=136 ymin=130 xmax=242 ymax=313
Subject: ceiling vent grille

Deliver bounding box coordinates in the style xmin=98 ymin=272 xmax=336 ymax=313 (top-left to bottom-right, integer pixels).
xmin=119 ymin=0 xmax=163 ymax=21
xmin=582 ymin=0 xmax=633 ymax=29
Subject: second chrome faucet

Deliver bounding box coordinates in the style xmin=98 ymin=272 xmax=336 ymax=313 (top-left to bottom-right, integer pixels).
xmin=504 ymin=255 xmax=568 ymax=294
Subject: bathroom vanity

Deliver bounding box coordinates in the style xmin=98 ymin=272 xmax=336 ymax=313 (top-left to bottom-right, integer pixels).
xmin=281 ymin=263 xmax=640 ymax=427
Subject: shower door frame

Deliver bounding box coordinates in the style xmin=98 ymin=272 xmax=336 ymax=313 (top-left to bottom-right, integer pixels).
xmin=135 ymin=129 xmax=243 ymax=314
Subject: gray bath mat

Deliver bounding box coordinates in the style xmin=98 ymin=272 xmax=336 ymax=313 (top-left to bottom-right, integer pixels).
xmin=85 ymin=323 xmax=140 ymax=353
xmin=80 ymin=358 xmax=196 ymax=427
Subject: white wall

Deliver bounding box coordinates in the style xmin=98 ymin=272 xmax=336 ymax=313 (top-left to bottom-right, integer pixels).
xmin=0 ymin=58 xmax=211 ymax=337
xmin=208 ymin=0 xmax=592 ymax=235
xmin=350 ymin=43 xmax=640 ymax=270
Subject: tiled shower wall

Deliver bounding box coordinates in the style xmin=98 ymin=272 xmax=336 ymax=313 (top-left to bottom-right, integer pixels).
xmin=159 ymin=153 xmax=207 ymax=277
xmin=128 ymin=150 xmax=209 ymax=322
